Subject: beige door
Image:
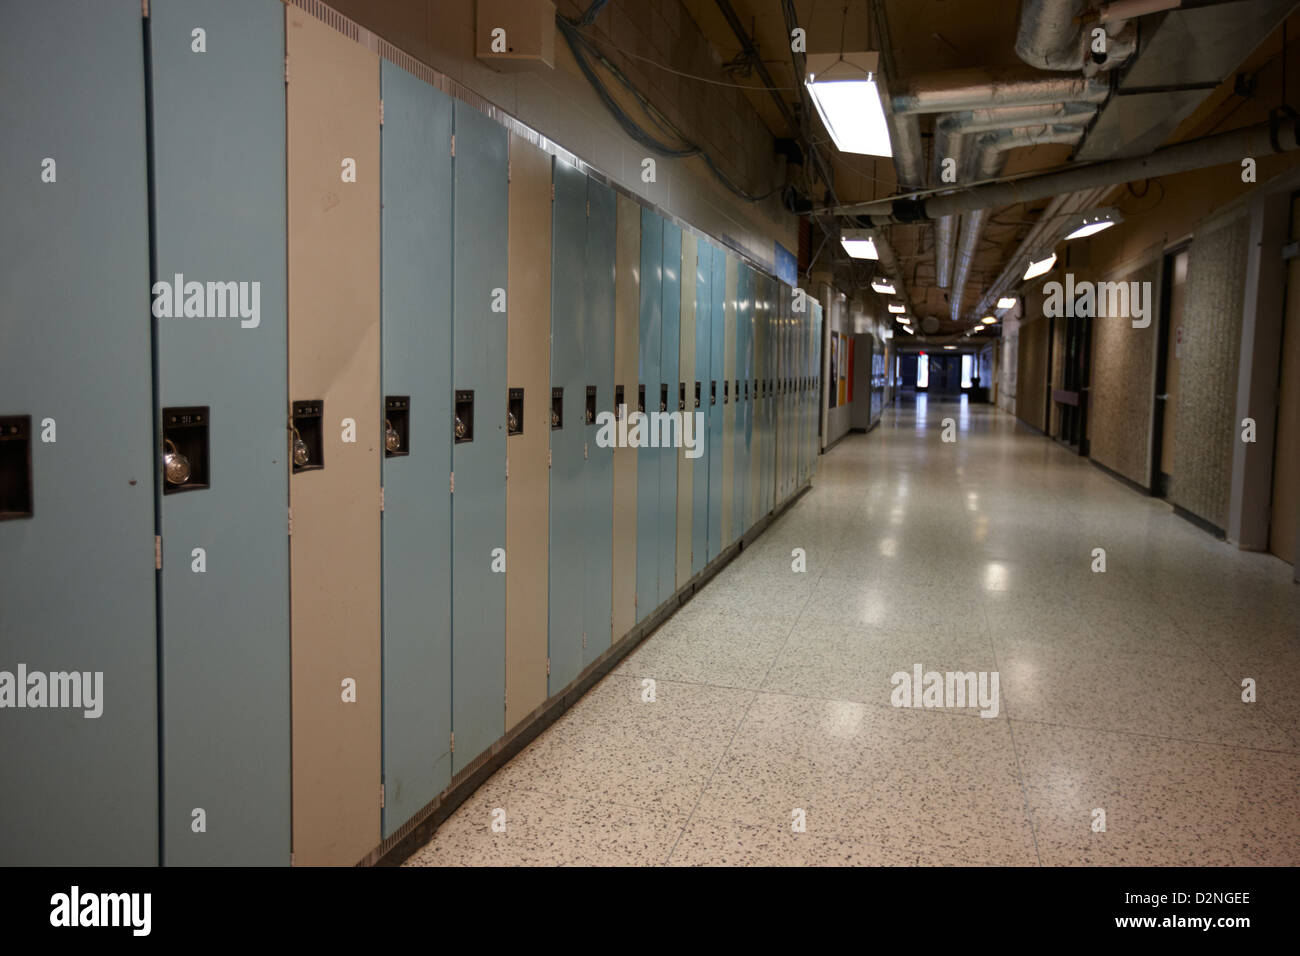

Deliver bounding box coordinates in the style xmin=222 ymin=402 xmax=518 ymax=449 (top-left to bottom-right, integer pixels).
xmin=1269 ymin=197 xmax=1300 ymax=564
xmin=286 ymin=8 xmax=381 ymax=866
xmin=505 ymin=135 xmax=551 ymax=727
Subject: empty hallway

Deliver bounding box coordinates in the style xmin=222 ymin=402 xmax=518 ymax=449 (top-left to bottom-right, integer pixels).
xmin=409 ymin=396 xmax=1300 ymax=866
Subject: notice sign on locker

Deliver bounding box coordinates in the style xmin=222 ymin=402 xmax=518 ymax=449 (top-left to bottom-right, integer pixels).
xmin=286 ymin=8 xmax=382 ymax=867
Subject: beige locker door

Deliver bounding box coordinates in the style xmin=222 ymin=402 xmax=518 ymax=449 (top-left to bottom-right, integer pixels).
xmin=611 ymin=194 xmax=640 ymax=641
xmin=506 ymin=135 xmax=552 ymax=726
xmin=286 ymin=9 xmax=381 ymax=866
xmin=1269 ymin=197 xmax=1300 ymax=564
xmin=676 ymin=232 xmax=696 ymax=588
xmin=721 ymin=255 xmax=738 ymax=545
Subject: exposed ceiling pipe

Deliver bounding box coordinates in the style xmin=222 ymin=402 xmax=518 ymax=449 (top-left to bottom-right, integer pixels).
xmin=948 ymin=125 xmax=1087 ymax=320
xmin=892 ymin=67 xmax=1109 ymax=114
xmin=1016 ymin=0 xmax=1089 ymax=71
xmin=832 ymin=119 xmax=1300 ymax=221
xmin=935 ymin=102 xmax=1098 ymax=135
xmin=929 ymin=122 xmax=971 ymax=289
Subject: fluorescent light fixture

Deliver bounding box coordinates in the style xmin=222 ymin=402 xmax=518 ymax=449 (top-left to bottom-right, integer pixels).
xmin=887 ymin=303 xmax=906 ymax=314
xmin=973 ymin=324 xmax=985 ymax=332
xmin=805 ymin=52 xmax=893 ymax=157
xmin=1023 ymin=252 xmax=1057 ymax=281
xmin=898 ymin=316 xmax=911 ymax=324
xmin=901 ymin=325 xmax=914 ymax=334
xmin=996 ymin=296 xmax=1017 ymax=310
xmin=840 ymin=230 xmax=879 ymax=260
xmin=1064 ymin=207 xmax=1123 ymax=241
xmin=871 ymin=279 xmax=896 ymax=294
xmin=943 ymin=345 xmax=957 ymax=350
xmin=983 ymin=315 xmax=998 ymax=324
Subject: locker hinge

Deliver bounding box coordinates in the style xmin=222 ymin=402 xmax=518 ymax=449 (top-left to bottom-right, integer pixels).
xmin=284 ymin=54 xmax=290 ymax=85
xmin=450 ymin=134 xmax=455 ymax=158
xmin=288 ymin=507 xmax=293 ymax=536
xmin=547 ymin=449 xmax=552 ymax=468
xmin=550 ymin=183 xmax=555 ymax=202
xmin=450 ymin=731 xmax=455 ymax=753
xmin=379 ymin=487 xmax=385 ymax=511
xmin=584 ymin=442 xmax=589 ymax=460
xmin=582 ymin=631 xmax=587 ymax=649
xmin=379 ymin=99 xmax=384 ymax=125
xmin=505 ymin=457 xmax=509 ymax=479
xmin=449 ymin=472 xmax=455 ymax=493
xmin=154 ymin=535 xmax=162 ymax=570
xmin=141 ymin=0 xmax=149 ymax=16
xmin=507 ymin=160 xmax=511 ymax=183
xmin=586 ymin=200 xmax=590 ymax=217
xmin=546 ymin=658 xmax=551 ymax=676
xmin=379 ymin=783 xmax=385 ymax=808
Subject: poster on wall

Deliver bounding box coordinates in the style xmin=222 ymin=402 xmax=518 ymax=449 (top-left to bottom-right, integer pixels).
xmin=829 ymin=332 xmax=838 ymax=408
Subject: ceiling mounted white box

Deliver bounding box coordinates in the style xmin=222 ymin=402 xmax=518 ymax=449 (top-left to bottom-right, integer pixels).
xmin=476 ymin=0 xmax=555 ymax=72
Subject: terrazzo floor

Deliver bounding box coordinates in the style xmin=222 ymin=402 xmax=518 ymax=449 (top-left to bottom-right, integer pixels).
xmin=405 ymin=394 xmax=1300 ymax=866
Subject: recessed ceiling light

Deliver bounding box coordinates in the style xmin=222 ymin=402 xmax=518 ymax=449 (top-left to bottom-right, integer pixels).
xmin=871 ymin=279 xmax=896 ymax=294
xmin=996 ymin=297 xmax=1017 ymax=310
xmin=887 ymin=303 xmax=906 ymax=314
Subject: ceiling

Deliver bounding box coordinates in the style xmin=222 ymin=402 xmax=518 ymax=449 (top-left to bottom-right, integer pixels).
xmin=678 ymin=0 xmax=1298 ymax=341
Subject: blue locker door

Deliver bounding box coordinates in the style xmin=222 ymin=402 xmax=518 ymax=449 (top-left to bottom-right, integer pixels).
xmin=708 ymin=246 xmax=725 ymax=561
xmin=733 ymin=265 xmax=752 ymax=536
xmin=583 ymin=178 xmax=616 ymax=668
xmin=0 ymin=0 xmax=157 ymax=866
xmin=549 ymin=162 xmax=586 ymax=692
xmin=380 ymin=60 xmax=453 ymax=837
xmin=658 ymin=222 xmax=681 ymax=606
xmin=451 ymin=103 xmax=508 ymax=772
xmin=691 ymin=241 xmax=711 ymax=575
xmin=150 ymin=0 xmax=290 ymax=864
xmin=634 ymin=210 xmax=662 ymax=622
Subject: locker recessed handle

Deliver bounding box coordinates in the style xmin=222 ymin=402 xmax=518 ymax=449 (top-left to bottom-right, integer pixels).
xmin=659 ymin=384 xmax=668 ymax=413
xmin=508 ymin=388 xmax=524 ymax=436
xmin=0 ymin=415 xmax=34 ymax=520
xmin=694 ymin=381 xmax=701 ymax=408
xmin=615 ymin=385 xmax=625 ymax=419
xmin=455 ymin=390 xmax=474 ymax=443
xmin=723 ymin=381 xmax=729 ymax=404
xmin=637 ymin=384 xmax=646 ymax=414
xmin=163 ymin=405 xmax=210 ymax=491
xmin=678 ymin=382 xmax=685 ymax=412
xmin=710 ymin=381 xmax=717 ymax=406
xmin=551 ymin=387 xmax=563 ymax=430
xmin=585 ymin=386 xmax=597 ymax=425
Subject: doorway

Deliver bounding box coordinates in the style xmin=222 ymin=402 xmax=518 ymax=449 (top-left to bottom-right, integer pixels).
xmin=1268 ymin=194 xmax=1300 ymax=564
xmin=1151 ymin=245 xmax=1188 ymax=497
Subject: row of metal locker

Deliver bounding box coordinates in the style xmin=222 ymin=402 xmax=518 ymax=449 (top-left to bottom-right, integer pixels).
xmin=0 ymin=0 xmax=823 ymax=866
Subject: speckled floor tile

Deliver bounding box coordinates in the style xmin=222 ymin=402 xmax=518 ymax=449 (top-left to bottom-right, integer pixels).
xmin=667 ymin=817 xmax=924 ymax=866
xmin=1014 ymin=721 xmax=1300 ymax=866
xmin=994 ymin=640 xmax=1294 ymax=749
